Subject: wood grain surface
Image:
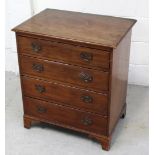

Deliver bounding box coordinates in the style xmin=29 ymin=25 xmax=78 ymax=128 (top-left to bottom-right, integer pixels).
xmin=13 ymin=9 xmax=136 ymax=48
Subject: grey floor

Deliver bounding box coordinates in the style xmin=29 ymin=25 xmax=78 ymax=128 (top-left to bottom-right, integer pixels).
xmin=6 ymin=71 xmax=149 ymax=155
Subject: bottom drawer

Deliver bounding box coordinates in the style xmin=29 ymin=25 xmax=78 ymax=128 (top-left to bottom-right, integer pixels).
xmin=23 ymin=97 xmax=107 ymax=135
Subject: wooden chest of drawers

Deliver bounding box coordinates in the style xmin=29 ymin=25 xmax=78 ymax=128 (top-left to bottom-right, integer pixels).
xmin=12 ymin=9 xmax=136 ymax=150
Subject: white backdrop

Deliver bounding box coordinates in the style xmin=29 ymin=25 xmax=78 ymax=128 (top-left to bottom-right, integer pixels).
xmin=5 ymin=0 xmax=149 ymax=86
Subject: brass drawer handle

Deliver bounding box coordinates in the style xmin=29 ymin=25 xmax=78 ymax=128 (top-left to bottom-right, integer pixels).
xmin=80 ymin=52 xmax=93 ymax=62
xmin=31 ymin=42 xmax=42 ymax=53
xmin=79 ymin=72 xmax=93 ymax=83
xmin=35 ymin=84 xmax=46 ymax=93
xmin=32 ymin=63 xmax=44 ymax=72
xmin=81 ymin=117 xmax=93 ymax=126
xmin=81 ymin=95 xmax=93 ymax=103
xmin=36 ymin=106 xmax=47 ymax=113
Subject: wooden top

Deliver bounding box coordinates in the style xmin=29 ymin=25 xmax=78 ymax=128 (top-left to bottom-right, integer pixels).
xmin=12 ymin=9 xmax=136 ymax=48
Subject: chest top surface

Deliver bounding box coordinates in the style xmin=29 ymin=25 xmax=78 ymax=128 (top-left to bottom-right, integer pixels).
xmin=13 ymin=9 xmax=136 ymax=48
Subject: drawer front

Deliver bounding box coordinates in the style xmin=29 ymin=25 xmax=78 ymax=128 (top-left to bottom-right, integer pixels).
xmin=22 ymin=76 xmax=108 ymax=115
xmin=19 ymin=55 xmax=109 ymax=92
xmin=23 ymin=97 xmax=107 ymax=135
xmin=17 ymin=36 xmax=110 ymax=70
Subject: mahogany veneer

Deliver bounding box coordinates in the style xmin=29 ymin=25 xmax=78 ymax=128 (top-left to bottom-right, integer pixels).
xmin=12 ymin=9 xmax=136 ymax=150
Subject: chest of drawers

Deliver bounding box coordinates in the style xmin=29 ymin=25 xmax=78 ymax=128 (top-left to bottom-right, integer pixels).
xmin=12 ymin=9 xmax=136 ymax=150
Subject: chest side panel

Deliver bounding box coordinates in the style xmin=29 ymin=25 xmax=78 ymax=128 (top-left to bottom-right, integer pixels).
xmin=108 ymin=31 xmax=132 ymax=135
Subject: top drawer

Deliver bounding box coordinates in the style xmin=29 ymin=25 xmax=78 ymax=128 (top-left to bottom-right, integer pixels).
xmin=17 ymin=35 xmax=110 ymax=70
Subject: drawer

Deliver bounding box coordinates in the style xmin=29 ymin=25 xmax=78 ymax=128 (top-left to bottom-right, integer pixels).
xmin=19 ymin=55 xmax=109 ymax=92
xmin=17 ymin=36 xmax=110 ymax=70
xmin=22 ymin=76 xmax=108 ymax=115
xmin=23 ymin=97 xmax=107 ymax=135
